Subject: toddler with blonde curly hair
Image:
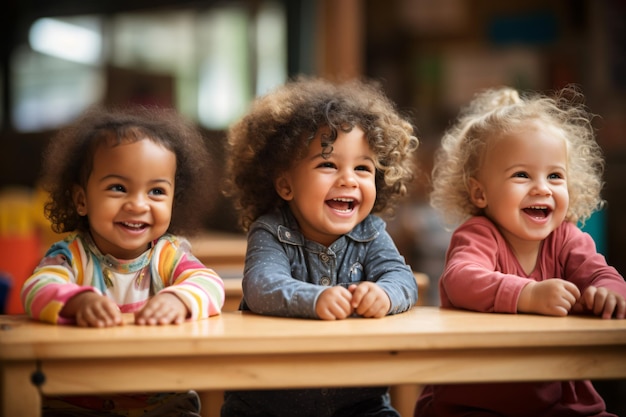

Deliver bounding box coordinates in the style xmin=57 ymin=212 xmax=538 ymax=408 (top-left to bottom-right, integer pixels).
xmin=416 ymin=86 xmax=626 ymax=417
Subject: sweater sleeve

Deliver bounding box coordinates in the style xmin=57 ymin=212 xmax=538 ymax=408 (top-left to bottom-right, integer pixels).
xmin=242 ymin=225 xmax=324 ymax=318
xmin=557 ymin=222 xmax=626 ymax=297
xmin=20 ymin=238 xmax=100 ymax=324
xmin=155 ymin=236 xmax=225 ymax=319
xmin=360 ymin=218 xmax=418 ymax=314
xmin=439 ymin=217 xmax=531 ymax=314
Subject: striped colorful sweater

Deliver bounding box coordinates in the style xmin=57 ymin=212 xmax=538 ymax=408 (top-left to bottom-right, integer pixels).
xmin=22 ymin=232 xmax=224 ymax=324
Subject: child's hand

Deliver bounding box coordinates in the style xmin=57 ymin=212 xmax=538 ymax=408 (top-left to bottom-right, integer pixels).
xmin=135 ymin=292 xmax=188 ymax=325
xmin=349 ymin=282 xmax=391 ymax=318
xmin=517 ymin=278 xmax=581 ymax=317
xmin=61 ymin=291 xmax=123 ymax=328
xmin=573 ymin=286 xmax=626 ymax=320
xmin=316 ymin=286 xmax=354 ymax=320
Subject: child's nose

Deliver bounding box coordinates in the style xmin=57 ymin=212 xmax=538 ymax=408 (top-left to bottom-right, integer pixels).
xmin=532 ymin=179 xmax=552 ymax=195
xmin=338 ymin=170 xmax=357 ymax=187
xmin=124 ymin=194 xmax=149 ymax=211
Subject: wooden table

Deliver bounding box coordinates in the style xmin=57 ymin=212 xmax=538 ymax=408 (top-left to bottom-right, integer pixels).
xmin=2 ymin=307 xmax=625 ymax=417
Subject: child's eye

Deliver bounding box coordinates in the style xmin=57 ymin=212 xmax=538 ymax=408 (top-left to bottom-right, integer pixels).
xmin=548 ymin=172 xmax=564 ymax=180
xmin=512 ymin=171 xmax=528 ymax=178
xmin=317 ymin=162 xmax=336 ymax=169
xmin=108 ymin=184 xmax=126 ymax=192
xmin=355 ymin=165 xmax=373 ymax=172
xmin=149 ymin=188 xmax=167 ymax=196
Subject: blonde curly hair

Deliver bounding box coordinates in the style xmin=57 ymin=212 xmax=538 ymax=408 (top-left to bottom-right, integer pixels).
xmin=226 ymin=76 xmax=419 ymax=231
xmin=430 ymin=85 xmax=604 ymax=228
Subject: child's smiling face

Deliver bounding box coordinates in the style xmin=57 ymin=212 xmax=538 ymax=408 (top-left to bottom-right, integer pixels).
xmin=72 ymin=138 xmax=176 ymax=259
xmin=275 ymin=126 xmax=377 ymax=247
xmin=469 ymin=120 xmax=569 ymax=253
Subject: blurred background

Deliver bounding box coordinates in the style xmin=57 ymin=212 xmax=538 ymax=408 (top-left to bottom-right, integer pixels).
xmin=1 ymin=0 xmax=625 ymax=299
xmin=2 ymin=0 xmax=626 ymax=304
xmin=0 ymin=0 xmax=625 ymax=411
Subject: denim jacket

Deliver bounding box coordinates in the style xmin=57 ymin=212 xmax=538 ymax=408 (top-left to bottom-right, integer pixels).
xmin=240 ymin=206 xmax=418 ymax=318
xmin=222 ymin=207 xmax=416 ymax=417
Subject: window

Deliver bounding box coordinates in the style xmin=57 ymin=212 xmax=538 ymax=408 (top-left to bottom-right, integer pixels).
xmin=12 ymin=1 xmax=286 ymax=132
xmin=13 ymin=16 xmax=104 ymax=132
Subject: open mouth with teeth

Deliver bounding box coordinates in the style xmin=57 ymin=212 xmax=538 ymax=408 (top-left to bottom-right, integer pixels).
xmin=326 ymin=197 xmax=356 ymax=213
xmin=522 ymin=205 xmax=551 ymax=219
xmin=120 ymin=221 xmax=148 ymax=230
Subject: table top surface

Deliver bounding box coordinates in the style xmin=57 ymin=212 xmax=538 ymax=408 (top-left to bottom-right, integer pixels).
xmin=1 ymin=307 xmax=625 ymax=360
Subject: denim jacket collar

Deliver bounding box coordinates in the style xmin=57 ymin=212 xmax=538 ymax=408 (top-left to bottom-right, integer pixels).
xmin=275 ymin=206 xmax=379 ymax=248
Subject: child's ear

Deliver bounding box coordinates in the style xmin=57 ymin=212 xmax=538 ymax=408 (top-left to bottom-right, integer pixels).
xmin=274 ymin=175 xmax=294 ymax=201
xmin=72 ymin=185 xmax=88 ymax=216
xmin=468 ymin=177 xmax=487 ymax=208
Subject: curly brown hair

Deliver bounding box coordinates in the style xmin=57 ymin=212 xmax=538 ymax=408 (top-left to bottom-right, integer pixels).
xmin=40 ymin=105 xmax=216 ymax=236
xmin=225 ymin=76 xmax=419 ymax=231
xmin=430 ymin=85 xmax=604 ymax=228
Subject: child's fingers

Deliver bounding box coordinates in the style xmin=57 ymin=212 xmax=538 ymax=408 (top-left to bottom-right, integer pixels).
xmin=562 ymin=280 xmax=581 ymax=304
xmin=329 ymin=292 xmax=353 ymax=319
xmin=581 ymin=287 xmax=626 ymax=320
xmin=354 ymin=293 xmax=373 ymax=315
xmin=77 ymin=304 xmax=120 ymax=327
xmin=136 ymin=297 xmax=188 ymax=325
xmin=352 ymin=285 xmax=390 ymax=318
xmin=156 ymin=305 xmax=186 ymax=324
xmin=599 ymin=295 xmax=616 ymax=320
xmin=317 ymin=302 xmax=351 ymax=320
xmin=135 ymin=305 xmax=164 ymax=325
xmin=350 ymin=285 xmax=364 ymax=308
xmin=316 ymin=288 xmax=353 ymax=320
xmin=350 ymin=282 xmax=374 ymax=308
xmin=329 ymin=302 xmax=352 ymax=319
xmin=358 ymin=300 xmax=386 ymax=318
xmin=597 ymin=291 xmax=626 ymax=320
xmin=584 ymin=287 xmax=609 ymax=317
xmin=580 ymin=286 xmax=598 ymax=310
xmin=614 ymin=297 xmax=626 ymax=319
xmin=75 ymin=310 xmax=90 ymax=327
xmin=102 ymin=302 xmax=123 ymax=324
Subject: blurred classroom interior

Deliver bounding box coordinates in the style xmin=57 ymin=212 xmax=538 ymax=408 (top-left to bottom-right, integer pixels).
xmin=1 ymin=0 xmax=625 ymax=414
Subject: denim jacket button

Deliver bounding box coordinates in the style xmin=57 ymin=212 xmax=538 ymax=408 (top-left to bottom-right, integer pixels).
xmin=320 ymin=276 xmax=331 ymax=286
xmin=319 ymin=253 xmax=329 ymax=263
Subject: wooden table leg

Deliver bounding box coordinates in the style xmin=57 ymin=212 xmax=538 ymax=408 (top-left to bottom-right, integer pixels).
xmin=1 ymin=361 xmax=41 ymax=417
xmin=390 ymin=384 xmax=423 ymax=417
xmin=200 ymin=390 xmax=224 ymax=417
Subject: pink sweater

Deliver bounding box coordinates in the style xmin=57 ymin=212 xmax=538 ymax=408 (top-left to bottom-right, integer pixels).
xmin=415 ymin=216 xmax=626 ymax=417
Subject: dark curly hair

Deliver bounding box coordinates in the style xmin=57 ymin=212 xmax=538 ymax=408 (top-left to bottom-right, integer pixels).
xmin=40 ymin=105 xmax=216 ymax=236
xmin=226 ymin=76 xmax=419 ymax=231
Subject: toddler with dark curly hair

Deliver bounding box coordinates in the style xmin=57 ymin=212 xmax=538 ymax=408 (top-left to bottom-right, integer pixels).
xmin=22 ymin=105 xmax=225 ymax=416
xmin=221 ymin=76 xmax=420 ymax=417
